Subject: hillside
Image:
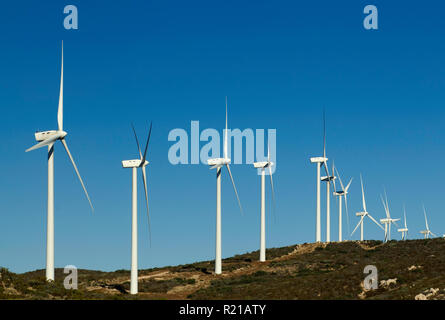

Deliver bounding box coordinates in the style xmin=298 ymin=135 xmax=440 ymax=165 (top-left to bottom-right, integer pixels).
xmin=1 ymin=239 xmax=445 ymax=300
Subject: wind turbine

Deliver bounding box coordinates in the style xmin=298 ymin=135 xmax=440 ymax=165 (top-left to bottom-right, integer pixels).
xmin=351 ymin=175 xmax=384 ymax=241
xmin=25 ymin=42 xmax=93 ymax=282
xmin=397 ymin=206 xmax=408 ymax=240
xmin=310 ymin=111 xmax=331 ymax=243
xmin=379 ymin=190 xmax=400 ymax=243
xmin=207 ymin=97 xmax=243 ymax=274
xmin=332 ymin=164 xmax=352 ymax=242
xmin=122 ymin=123 xmax=152 ymax=295
xmin=253 ymin=143 xmax=276 ymax=262
xmin=420 ymin=206 xmax=436 ymax=239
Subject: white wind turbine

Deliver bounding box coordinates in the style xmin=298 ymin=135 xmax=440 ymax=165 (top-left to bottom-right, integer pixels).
xmin=420 ymin=206 xmax=436 ymax=239
xmin=207 ymin=97 xmax=243 ymax=275
xmin=25 ymin=42 xmax=93 ymax=282
xmin=253 ymin=143 xmax=276 ymax=262
xmin=351 ymin=175 xmax=384 ymax=241
xmin=332 ymin=164 xmax=352 ymax=242
xmin=397 ymin=206 xmax=408 ymax=240
xmin=310 ymin=111 xmax=332 ymax=242
xmin=379 ymin=191 xmax=400 ymax=243
xmin=122 ymin=123 xmax=152 ymax=295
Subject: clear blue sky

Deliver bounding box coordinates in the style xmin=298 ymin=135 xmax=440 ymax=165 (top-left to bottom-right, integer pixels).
xmin=1 ymin=1 xmax=445 ymax=273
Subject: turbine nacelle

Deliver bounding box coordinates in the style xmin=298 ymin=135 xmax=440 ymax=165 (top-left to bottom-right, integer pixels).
xmin=35 ymin=130 xmax=67 ymax=142
xmin=253 ymin=161 xmax=273 ymax=169
xmin=122 ymin=159 xmax=150 ymax=168
xmin=321 ymin=175 xmax=335 ymax=182
xmin=380 ymin=218 xmax=400 ymax=224
xmin=398 ymin=228 xmax=408 ymax=232
xmin=310 ymin=156 xmax=328 ymax=163
xmin=356 ymin=211 xmax=367 ymax=217
xmin=208 ymin=157 xmax=231 ymax=169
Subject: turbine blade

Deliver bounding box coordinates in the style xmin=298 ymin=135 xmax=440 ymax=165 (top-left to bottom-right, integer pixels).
xmin=268 ymin=164 xmax=276 ymax=220
xmin=322 ymin=161 xmax=332 ymax=190
xmin=141 ymin=166 xmax=151 ymax=246
xmin=225 ymin=164 xmax=243 ymax=215
xmin=336 ymin=167 xmax=345 ymax=192
xmin=331 ymin=161 xmax=337 ymax=191
xmin=368 ymin=214 xmax=385 ymax=231
xmin=57 ymin=41 xmax=64 ymax=131
xmin=141 ymin=122 xmax=152 ymax=166
xmin=323 ymin=161 xmax=330 ymax=177
xmin=131 ymin=123 xmax=142 ymax=159
xmin=384 ymin=189 xmax=391 ymax=219
xmin=380 ymin=194 xmax=389 ymax=218
xmin=336 ymin=167 xmax=350 ymax=235
xmin=224 ymin=96 xmax=228 ymax=159
xmin=60 ymin=139 xmax=94 ymax=212
xmin=25 ymin=136 xmax=59 ymax=152
xmin=403 ymin=205 xmax=407 ymax=228
xmin=423 ymin=205 xmax=429 ymax=230
xmin=351 ymin=216 xmax=365 ymax=236
xmin=345 ymin=178 xmax=353 ymax=192
xmin=322 ymin=109 xmax=326 ymax=158
xmin=344 ymin=193 xmax=350 ymax=236
xmin=360 ymin=174 xmax=367 ymax=212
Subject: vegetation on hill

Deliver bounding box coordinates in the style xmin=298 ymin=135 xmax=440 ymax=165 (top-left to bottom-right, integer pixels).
xmin=1 ymin=239 xmax=445 ymax=300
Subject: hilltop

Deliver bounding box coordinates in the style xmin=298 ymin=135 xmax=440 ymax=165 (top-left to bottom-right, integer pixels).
xmin=1 ymin=238 xmax=445 ymax=300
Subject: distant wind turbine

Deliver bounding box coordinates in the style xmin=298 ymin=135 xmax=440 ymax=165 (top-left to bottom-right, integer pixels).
xmin=25 ymin=42 xmax=93 ymax=282
xmin=332 ymin=163 xmax=352 ymax=242
xmin=379 ymin=190 xmax=400 ymax=243
xmin=420 ymin=206 xmax=436 ymax=239
xmin=351 ymin=175 xmax=384 ymax=241
xmin=397 ymin=205 xmax=409 ymax=240
xmin=122 ymin=123 xmax=152 ymax=295
xmin=310 ymin=111 xmax=332 ymax=242
xmin=207 ymin=97 xmax=243 ymax=274
xmin=253 ymin=142 xmax=276 ymax=262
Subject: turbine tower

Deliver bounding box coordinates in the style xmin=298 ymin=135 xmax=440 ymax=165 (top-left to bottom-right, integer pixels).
xmin=252 ymin=143 xmax=276 ymax=262
xmin=420 ymin=206 xmax=436 ymax=239
xmin=351 ymin=175 xmax=384 ymax=241
xmin=332 ymin=164 xmax=352 ymax=242
xmin=397 ymin=206 xmax=408 ymax=240
xmin=122 ymin=123 xmax=152 ymax=295
xmin=309 ymin=111 xmax=331 ymax=242
xmin=207 ymin=97 xmax=243 ymax=274
xmin=379 ymin=190 xmax=400 ymax=243
xmin=25 ymin=42 xmax=93 ymax=282
xmin=321 ymin=164 xmax=335 ymax=243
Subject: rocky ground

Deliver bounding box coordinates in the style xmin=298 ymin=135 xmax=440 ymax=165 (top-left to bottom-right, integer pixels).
xmin=1 ymin=238 xmax=445 ymax=300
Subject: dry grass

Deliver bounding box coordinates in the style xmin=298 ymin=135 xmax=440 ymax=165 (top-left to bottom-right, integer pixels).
xmin=1 ymin=239 xmax=445 ymax=300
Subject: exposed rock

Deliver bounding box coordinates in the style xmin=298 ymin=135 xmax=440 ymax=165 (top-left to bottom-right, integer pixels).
xmin=415 ymin=293 xmax=427 ymax=300
xmin=358 ymin=291 xmax=367 ymax=300
xmin=380 ymin=278 xmax=397 ymax=288
xmin=4 ymin=287 xmax=20 ymax=295
xmin=415 ymin=288 xmax=441 ymax=300
xmin=408 ymin=265 xmax=422 ymax=271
